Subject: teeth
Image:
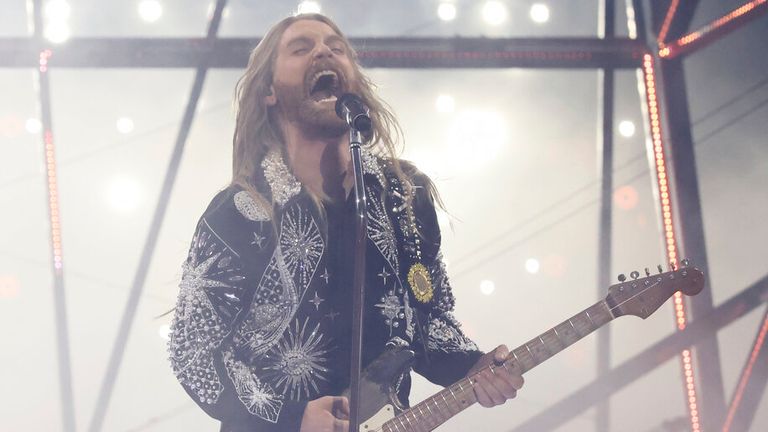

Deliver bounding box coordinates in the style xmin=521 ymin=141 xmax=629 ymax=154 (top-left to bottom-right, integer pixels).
xmin=310 ymin=69 xmax=338 ymax=89
xmin=317 ymin=95 xmax=338 ymax=103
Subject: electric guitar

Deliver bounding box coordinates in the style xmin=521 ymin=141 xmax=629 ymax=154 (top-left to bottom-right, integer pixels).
xmin=351 ymin=260 xmax=705 ymax=432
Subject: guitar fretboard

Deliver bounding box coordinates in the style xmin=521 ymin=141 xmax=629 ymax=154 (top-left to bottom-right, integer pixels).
xmin=381 ymin=300 xmax=615 ymax=432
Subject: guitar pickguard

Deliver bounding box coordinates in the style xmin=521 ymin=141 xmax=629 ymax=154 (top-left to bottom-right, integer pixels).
xmin=343 ymin=346 xmax=415 ymax=432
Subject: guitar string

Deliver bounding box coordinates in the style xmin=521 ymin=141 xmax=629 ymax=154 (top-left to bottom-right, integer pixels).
xmin=385 ymin=274 xmax=689 ymax=430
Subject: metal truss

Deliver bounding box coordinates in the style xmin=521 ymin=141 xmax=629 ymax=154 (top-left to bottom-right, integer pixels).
xmin=0 ymin=36 xmax=647 ymax=69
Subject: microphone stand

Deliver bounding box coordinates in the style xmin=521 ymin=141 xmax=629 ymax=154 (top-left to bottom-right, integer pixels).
xmin=347 ymin=127 xmax=368 ymax=432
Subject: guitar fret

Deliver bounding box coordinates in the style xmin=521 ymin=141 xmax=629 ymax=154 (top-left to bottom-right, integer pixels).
xmin=538 ymin=336 xmax=551 ymax=356
xmin=568 ymin=318 xmax=580 ymax=336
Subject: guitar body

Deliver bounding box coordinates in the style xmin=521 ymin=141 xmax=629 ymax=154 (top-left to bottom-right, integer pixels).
xmin=343 ymin=346 xmax=414 ymax=432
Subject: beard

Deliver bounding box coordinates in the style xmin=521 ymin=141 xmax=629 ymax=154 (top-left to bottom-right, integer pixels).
xmin=272 ymin=76 xmax=350 ymax=140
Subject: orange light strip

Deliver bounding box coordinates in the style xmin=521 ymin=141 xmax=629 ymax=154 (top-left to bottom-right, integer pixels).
xmin=641 ymin=53 xmax=701 ymax=432
xmin=657 ymin=0 xmax=681 ymax=44
xmin=722 ymin=310 xmax=768 ymax=432
xmin=39 ymin=49 xmax=64 ymax=274
xmin=659 ymin=0 xmax=767 ymax=58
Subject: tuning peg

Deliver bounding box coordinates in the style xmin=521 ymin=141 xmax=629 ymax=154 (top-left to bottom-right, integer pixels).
xmin=645 ymin=267 xmax=651 ymax=277
xmin=630 ymin=271 xmax=640 ymax=280
xmin=618 ymin=273 xmax=627 ymax=282
xmin=669 ymin=261 xmax=677 ymax=271
xmin=657 ymin=265 xmax=663 ymax=274
xmin=681 ymin=258 xmax=690 ymax=267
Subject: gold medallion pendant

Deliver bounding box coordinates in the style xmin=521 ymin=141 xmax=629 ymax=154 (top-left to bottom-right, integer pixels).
xmin=408 ymin=262 xmax=433 ymax=303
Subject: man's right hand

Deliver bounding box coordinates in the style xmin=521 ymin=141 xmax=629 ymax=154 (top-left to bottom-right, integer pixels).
xmin=300 ymin=396 xmax=350 ymax=432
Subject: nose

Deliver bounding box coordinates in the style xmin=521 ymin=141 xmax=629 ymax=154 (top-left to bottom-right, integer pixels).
xmin=313 ymin=43 xmax=334 ymax=59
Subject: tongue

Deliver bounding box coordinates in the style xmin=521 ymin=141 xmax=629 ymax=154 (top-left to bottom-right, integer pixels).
xmin=311 ymin=89 xmax=333 ymax=101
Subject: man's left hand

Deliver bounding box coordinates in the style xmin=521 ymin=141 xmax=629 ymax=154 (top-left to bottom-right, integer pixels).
xmin=467 ymin=344 xmax=524 ymax=407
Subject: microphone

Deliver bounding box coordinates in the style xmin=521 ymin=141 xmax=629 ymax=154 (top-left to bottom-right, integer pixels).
xmin=335 ymin=93 xmax=372 ymax=133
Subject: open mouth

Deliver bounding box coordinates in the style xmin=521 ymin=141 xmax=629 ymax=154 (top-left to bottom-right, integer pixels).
xmin=308 ymin=69 xmax=341 ymax=103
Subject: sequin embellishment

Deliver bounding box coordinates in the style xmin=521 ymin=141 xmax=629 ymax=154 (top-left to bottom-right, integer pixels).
xmin=261 ymin=150 xmax=301 ymax=205
xmin=223 ymin=348 xmax=284 ymax=423
xmin=427 ymin=314 xmax=479 ymax=353
xmin=266 ymin=319 xmax=331 ymax=400
xmin=169 ymin=222 xmax=245 ymax=405
xmin=234 ymin=190 xmax=270 ymax=222
xmin=367 ymin=186 xmax=399 ymax=273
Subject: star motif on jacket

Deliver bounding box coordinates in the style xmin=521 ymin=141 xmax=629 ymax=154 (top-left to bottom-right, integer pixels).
xmin=251 ymin=232 xmax=266 ymax=248
xmin=309 ymin=292 xmax=324 ymax=310
xmin=325 ymin=311 xmax=340 ymax=322
xmin=320 ymin=268 xmax=330 ymax=284
xmin=377 ymin=267 xmax=391 ymax=285
xmin=180 ymin=251 xmax=231 ymax=298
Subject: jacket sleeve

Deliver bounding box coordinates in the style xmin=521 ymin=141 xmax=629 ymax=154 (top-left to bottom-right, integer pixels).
xmin=168 ymin=194 xmax=307 ymax=432
xmin=406 ymin=171 xmax=485 ymax=387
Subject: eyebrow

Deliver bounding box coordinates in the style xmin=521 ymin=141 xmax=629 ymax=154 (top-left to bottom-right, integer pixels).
xmin=286 ymin=36 xmax=313 ymax=48
xmin=285 ymin=34 xmax=346 ymax=49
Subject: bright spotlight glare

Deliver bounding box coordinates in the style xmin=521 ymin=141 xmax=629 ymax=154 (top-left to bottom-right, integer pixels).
xmin=525 ymin=258 xmax=541 ymax=274
xmin=138 ymin=0 xmax=163 ymax=23
xmin=158 ymin=324 xmax=171 ymax=341
xmin=482 ymin=1 xmax=508 ymax=26
xmin=437 ymin=2 xmax=457 ymax=21
xmin=44 ymin=0 xmax=71 ymax=21
xmin=480 ymin=279 xmax=496 ymax=295
xmin=530 ymin=3 xmax=550 ymax=23
xmin=619 ymin=120 xmax=636 ymax=138
xmin=435 ymin=94 xmax=456 ymax=113
xmin=445 ymin=109 xmax=507 ymax=171
xmin=116 ymin=117 xmax=135 ymax=134
xmin=297 ymin=1 xmax=322 ymax=14
xmin=25 ymin=118 xmax=42 ymax=134
xmin=44 ymin=22 xmax=71 ymax=44
xmin=106 ymin=176 xmax=142 ymax=212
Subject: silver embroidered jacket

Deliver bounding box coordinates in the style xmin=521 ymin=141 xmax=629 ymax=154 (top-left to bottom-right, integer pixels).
xmin=168 ymin=150 xmax=482 ymax=431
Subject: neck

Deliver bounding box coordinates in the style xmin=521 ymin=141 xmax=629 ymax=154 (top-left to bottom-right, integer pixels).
xmin=281 ymin=121 xmax=352 ymax=200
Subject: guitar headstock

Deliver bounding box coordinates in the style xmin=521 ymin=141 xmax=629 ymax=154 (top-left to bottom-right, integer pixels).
xmin=606 ymin=259 xmax=705 ymax=319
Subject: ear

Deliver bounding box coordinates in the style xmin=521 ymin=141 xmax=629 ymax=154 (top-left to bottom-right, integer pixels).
xmin=264 ymin=85 xmax=277 ymax=106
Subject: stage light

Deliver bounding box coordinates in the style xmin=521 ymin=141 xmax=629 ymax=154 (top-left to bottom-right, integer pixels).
xmin=106 ymin=176 xmax=141 ymax=212
xmin=614 ymin=185 xmax=639 ymax=210
xmin=482 ymin=1 xmax=508 ymax=26
xmin=525 ymin=258 xmax=540 ymax=274
xmin=619 ymin=120 xmax=636 ymax=137
xmin=480 ymin=279 xmax=496 ymax=295
xmin=116 ymin=117 xmax=135 ymax=134
xmin=437 ymin=2 xmax=457 ymax=21
xmin=158 ymin=324 xmax=171 ymax=340
xmin=26 ymin=118 xmax=42 ymax=134
xmin=138 ymin=0 xmax=163 ymax=23
xmin=297 ymin=1 xmax=321 ymax=14
xmin=435 ymin=94 xmax=455 ymax=113
xmin=44 ymin=0 xmax=71 ymax=22
xmin=530 ymin=3 xmax=550 ymax=23
xmin=45 ymin=22 xmax=70 ymax=44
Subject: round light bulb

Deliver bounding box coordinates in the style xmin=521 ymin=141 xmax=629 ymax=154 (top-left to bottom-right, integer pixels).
xmin=530 ymin=4 xmax=550 ymax=23
xmin=437 ymin=3 xmax=457 ymax=21
xmin=482 ymin=1 xmax=508 ymax=26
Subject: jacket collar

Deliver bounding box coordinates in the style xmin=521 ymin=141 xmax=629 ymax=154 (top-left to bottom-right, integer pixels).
xmin=261 ymin=147 xmax=387 ymax=206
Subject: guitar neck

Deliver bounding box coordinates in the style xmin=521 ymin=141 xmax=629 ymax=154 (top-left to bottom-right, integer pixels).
xmin=382 ymin=300 xmax=615 ymax=432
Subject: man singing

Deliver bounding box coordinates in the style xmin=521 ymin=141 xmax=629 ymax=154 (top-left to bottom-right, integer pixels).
xmin=168 ymin=13 xmax=523 ymax=432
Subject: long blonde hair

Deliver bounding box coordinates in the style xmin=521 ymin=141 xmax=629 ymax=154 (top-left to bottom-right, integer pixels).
xmin=231 ymin=13 xmax=441 ymax=214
